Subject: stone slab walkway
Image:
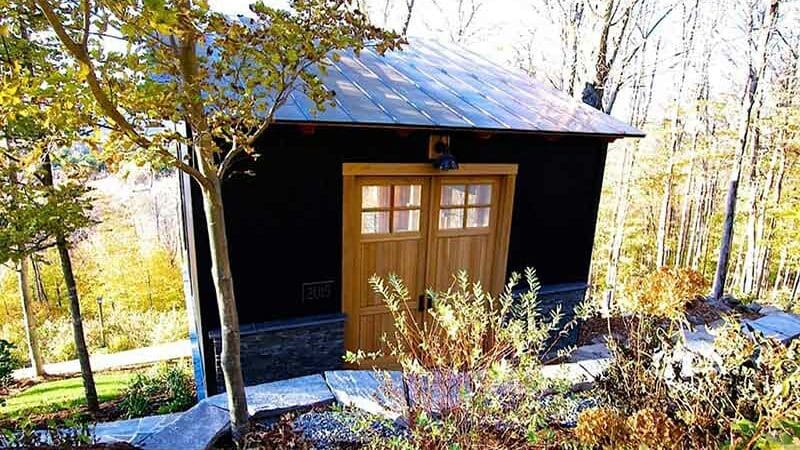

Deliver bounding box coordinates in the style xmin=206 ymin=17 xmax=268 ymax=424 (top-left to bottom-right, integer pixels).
xmin=12 ymin=340 xmax=192 ymax=380
xmin=745 ymin=312 xmax=800 ymax=344
xmin=81 ymin=360 xmax=605 ymax=450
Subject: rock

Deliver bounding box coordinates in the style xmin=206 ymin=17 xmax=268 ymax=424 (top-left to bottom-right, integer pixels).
xmin=758 ymin=305 xmax=785 ymax=316
xmin=94 ymin=417 xmax=143 ymax=444
xmin=683 ymin=326 xmax=715 ymax=343
xmin=577 ymin=358 xmax=610 ymax=381
xmin=540 ymin=358 xmax=609 ymax=389
xmin=292 ymin=410 xmax=405 ymax=449
xmin=568 ymin=343 xmax=611 ymax=362
xmin=540 ymin=395 xmax=598 ymax=428
xmin=746 ymin=313 xmax=800 ymax=344
xmin=743 ymin=302 xmax=763 ymax=314
xmin=130 ymin=413 xmax=182 ymax=445
xmin=541 ymin=362 xmax=592 ymax=386
xmin=324 ymin=370 xmax=406 ymax=421
xmin=207 ymin=374 xmax=335 ymax=419
xmin=138 ymin=402 xmax=230 ymax=450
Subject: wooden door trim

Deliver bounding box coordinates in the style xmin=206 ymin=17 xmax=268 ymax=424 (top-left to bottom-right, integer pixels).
xmin=342 ymin=174 xmax=359 ymax=353
xmin=492 ymin=174 xmax=517 ymax=293
xmin=343 ymin=163 xmax=518 ymax=177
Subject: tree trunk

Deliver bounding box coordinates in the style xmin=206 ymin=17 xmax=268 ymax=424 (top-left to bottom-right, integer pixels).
xmin=712 ymin=177 xmax=740 ymax=300
xmin=675 ymin=134 xmax=698 ymax=267
xmin=177 ymin=22 xmax=250 ymax=440
xmin=566 ymin=2 xmax=583 ymax=97
xmin=200 ymin=176 xmax=249 ymax=440
xmin=18 ymin=258 xmax=45 ymax=377
xmin=31 ymin=257 xmax=48 ymax=303
xmin=773 ymin=248 xmax=787 ymax=297
xmin=40 ymin=154 xmax=98 ymax=411
xmin=711 ymin=0 xmax=779 ymax=301
xmin=56 ymin=236 xmax=99 ymax=411
xmin=583 ymin=0 xmax=614 ymax=110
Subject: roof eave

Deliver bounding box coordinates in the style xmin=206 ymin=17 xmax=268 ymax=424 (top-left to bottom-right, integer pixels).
xmin=271 ymin=119 xmax=646 ymax=140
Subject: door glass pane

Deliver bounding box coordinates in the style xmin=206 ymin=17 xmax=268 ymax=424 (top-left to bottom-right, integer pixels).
xmin=394 ymin=185 xmax=422 ymax=208
xmin=466 ymin=207 xmax=491 ymax=228
xmin=467 ymin=184 xmax=492 ymax=205
xmin=439 ymin=208 xmax=464 ymax=229
xmin=361 ymin=211 xmax=389 ymax=234
xmin=441 ymin=184 xmax=466 ymax=206
xmin=362 ymin=185 xmax=390 ymax=208
xmin=393 ymin=209 xmax=420 ymax=232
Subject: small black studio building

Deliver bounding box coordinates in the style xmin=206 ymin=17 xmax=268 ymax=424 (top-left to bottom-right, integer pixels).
xmin=178 ymin=39 xmax=643 ymax=396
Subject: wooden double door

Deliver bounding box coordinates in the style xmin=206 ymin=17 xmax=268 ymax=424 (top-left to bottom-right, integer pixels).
xmin=342 ymin=164 xmax=517 ymax=365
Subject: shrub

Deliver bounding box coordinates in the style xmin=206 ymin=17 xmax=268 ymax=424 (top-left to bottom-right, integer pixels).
xmin=119 ymin=361 xmax=196 ymax=418
xmin=0 ymin=419 xmax=97 ymax=449
xmin=0 ymin=339 xmax=14 ymax=389
xmin=618 ymin=266 xmax=707 ymax=319
xmin=582 ymin=268 xmax=800 ymax=449
xmin=347 ymin=269 xmax=585 ymax=449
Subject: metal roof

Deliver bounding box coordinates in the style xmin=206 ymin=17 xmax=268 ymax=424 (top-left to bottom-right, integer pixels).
xmin=274 ymin=38 xmax=644 ymax=138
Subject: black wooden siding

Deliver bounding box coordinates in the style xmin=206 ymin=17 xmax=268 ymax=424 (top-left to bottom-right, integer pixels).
xmin=187 ymin=125 xmax=608 ymax=387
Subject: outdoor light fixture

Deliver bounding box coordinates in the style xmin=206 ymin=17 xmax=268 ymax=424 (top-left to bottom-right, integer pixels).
xmin=429 ymin=134 xmax=458 ymax=171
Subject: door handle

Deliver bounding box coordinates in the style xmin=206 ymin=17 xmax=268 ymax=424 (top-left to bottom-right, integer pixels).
xmin=418 ymin=294 xmax=433 ymax=311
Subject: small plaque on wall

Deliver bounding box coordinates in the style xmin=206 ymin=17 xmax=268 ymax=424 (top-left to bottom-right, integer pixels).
xmin=302 ymin=280 xmax=334 ymax=303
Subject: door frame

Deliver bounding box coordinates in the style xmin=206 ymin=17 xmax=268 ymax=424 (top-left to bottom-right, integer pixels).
xmin=341 ymin=163 xmax=518 ymax=353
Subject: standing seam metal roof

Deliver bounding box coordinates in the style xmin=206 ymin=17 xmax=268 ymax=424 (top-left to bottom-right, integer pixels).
xmin=274 ymin=38 xmax=644 ymax=138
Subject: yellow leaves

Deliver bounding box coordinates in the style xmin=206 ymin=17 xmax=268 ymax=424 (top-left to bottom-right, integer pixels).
xmin=76 ymin=63 xmax=91 ymax=81
xmin=574 ymin=407 xmax=683 ymax=450
xmin=620 ymin=267 xmax=707 ymax=320
xmin=0 ymin=24 xmax=9 ymax=38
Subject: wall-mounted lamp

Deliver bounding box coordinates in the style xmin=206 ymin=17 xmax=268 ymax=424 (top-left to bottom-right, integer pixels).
xmin=429 ymin=134 xmax=458 ymax=171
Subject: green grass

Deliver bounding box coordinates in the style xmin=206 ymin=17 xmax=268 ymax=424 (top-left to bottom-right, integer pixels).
xmin=0 ymin=371 xmax=135 ymax=421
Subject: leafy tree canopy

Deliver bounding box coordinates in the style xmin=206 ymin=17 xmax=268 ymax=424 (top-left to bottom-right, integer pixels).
xmin=25 ymin=0 xmax=400 ymax=181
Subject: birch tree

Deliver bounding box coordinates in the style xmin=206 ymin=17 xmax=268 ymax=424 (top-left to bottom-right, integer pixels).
xmin=654 ymin=0 xmax=700 ymax=268
xmin=26 ymin=0 xmax=397 ymax=439
xmin=711 ymin=0 xmax=780 ymax=301
xmin=582 ymin=0 xmax=671 ymax=113
xmin=431 ymin=0 xmax=483 ymax=43
xmin=602 ymin=35 xmax=659 ymax=312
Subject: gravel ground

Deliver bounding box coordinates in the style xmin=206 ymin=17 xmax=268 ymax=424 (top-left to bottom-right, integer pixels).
xmin=283 ymin=392 xmax=597 ymax=449
xmin=292 ymin=410 xmax=407 ymax=449
xmin=542 ymin=395 xmax=598 ymax=428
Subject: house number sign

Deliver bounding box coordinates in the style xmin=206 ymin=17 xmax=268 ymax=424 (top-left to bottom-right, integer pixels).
xmin=302 ymin=280 xmax=334 ymax=303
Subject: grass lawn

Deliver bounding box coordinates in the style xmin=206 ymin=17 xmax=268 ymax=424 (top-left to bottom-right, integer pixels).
xmin=0 ymin=371 xmax=136 ymax=423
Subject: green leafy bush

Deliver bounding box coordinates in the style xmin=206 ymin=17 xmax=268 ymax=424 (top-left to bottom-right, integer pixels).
xmin=119 ymin=362 xmax=196 ymax=418
xmin=348 ymin=269 xmax=584 ymax=449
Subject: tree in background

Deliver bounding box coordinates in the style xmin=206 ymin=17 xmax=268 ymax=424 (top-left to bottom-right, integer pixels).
xmin=0 ymin=164 xmax=91 ymax=376
xmin=711 ymin=0 xmax=780 ymax=301
xmin=0 ymin=1 xmax=101 ymax=410
xmin=29 ymin=0 xmax=397 ymax=438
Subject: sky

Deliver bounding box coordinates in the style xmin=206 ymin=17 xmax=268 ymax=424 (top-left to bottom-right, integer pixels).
xmin=203 ymin=0 xmax=700 ymax=124
xmin=202 ymin=0 xmax=799 ymax=126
